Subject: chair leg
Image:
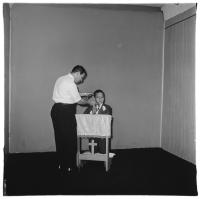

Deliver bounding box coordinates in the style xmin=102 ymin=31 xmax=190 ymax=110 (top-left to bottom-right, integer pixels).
xmin=105 ymin=158 xmax=110 ymax=172
xmin=105 ymin=160 xmax=108 ymax=172
xmin=105 ymin=137 xmax=109 ymax=171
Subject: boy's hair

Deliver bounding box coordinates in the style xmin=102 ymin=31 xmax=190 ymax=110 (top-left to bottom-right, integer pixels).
xmin=94 ymin=89 xmax=105 ymax=99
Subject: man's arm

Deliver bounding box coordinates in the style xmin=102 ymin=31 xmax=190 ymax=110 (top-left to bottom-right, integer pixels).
xmin=77 ymin=98 xmax=90 ymax=106
xmin=77 ymin=97 xmax=95 ymax=106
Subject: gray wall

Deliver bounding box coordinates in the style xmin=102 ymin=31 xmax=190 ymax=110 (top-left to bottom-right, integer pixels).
xmin=9 ymin=4 xmax=164 ymax=153
xmin=162 ymin=8 xmax=196 ymax=164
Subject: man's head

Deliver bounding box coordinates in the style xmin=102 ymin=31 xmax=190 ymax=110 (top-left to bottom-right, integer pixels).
xmin=94 ymin=89 xmax=105 ymax=105
xmin=71 ymin=65 xmax=87 ymax=85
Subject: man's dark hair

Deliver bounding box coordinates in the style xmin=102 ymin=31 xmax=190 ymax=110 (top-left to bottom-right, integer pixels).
xmin=94 ymin=89 xmax=105 ymax=99
xmin=71 ymin=65 xmax=87 ymax=79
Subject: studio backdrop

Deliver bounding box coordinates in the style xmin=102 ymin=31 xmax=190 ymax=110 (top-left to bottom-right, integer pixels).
xmin=7 ymin=4 xmax=164 ymax=153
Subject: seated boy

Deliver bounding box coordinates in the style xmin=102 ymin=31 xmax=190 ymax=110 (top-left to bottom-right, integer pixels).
xmin=84 ymin=89 xmax=112 ymax=154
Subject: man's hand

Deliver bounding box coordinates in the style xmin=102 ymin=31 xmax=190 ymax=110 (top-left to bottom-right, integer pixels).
xmin=88 ymin=98 xmax=96 ymax=106
xmin=78 ymin=96 xmax=95 ymax=106
xmin=79 ymin=92 xmax=93 ymax=98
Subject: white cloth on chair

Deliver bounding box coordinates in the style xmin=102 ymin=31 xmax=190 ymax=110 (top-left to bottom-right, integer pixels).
xmin=75 ymin=114 xmax=112 ymax=136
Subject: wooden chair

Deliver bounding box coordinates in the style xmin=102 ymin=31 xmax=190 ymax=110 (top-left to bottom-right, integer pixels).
xmin=75 ymin=114 xmax=112 ymax=171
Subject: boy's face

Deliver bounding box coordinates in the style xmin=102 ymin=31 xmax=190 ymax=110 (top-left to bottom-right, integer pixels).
xmin=95 ymin=92 xmax=104 ymax=105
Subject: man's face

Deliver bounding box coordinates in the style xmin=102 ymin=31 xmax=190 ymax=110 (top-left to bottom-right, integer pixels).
xmin=95 ymin=92 xmax=104 ymax=105
xmin=75 ymin=72 xmax=86 ymax=85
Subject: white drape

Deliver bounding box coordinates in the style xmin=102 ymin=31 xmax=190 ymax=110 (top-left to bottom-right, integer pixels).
xmin=75 ymin=114 xmax=112 ymax=136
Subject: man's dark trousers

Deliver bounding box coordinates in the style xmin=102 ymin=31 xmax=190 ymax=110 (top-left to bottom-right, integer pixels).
xmin=51 ymin=103 xmax=77 ymax=171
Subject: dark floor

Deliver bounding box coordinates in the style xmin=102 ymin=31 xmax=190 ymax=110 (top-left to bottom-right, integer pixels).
xmin=3 ymin=148 xmax=198 ymax=196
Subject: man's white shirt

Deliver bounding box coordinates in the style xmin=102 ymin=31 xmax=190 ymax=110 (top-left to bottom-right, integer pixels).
xmin=52 ymin=73 xmax=81 ymax=104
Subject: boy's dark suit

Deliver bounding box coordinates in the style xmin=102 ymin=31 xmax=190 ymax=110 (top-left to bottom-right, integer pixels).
xmin=84 ymin=104 xmax=112 ymax=153
xmin=84 ymin=104 xmax=112 ymax=115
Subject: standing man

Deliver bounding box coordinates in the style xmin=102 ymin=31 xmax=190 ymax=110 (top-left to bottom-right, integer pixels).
xmin=51 ymin=65 xmax=90 ymax=175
